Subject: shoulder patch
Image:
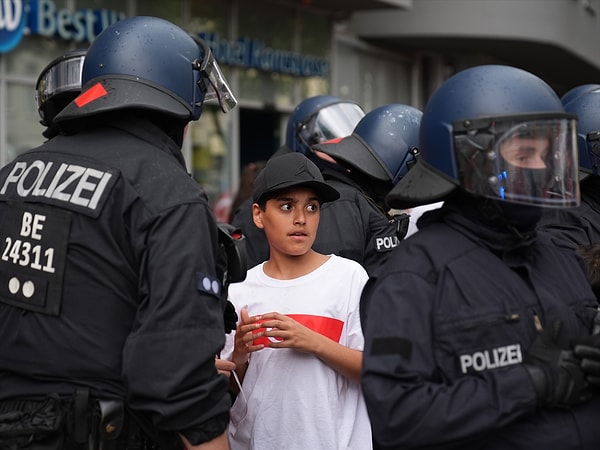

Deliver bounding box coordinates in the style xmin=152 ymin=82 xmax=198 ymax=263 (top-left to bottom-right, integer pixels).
xmin=195 ymin=272 xmax=221 ymax=298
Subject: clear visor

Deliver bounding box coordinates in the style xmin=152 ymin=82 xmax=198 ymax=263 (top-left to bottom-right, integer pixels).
xmin=297 ymin=102 xmax=365 ymax=149
xmin=453 ymin=113 xmax=579 ymax=208
xmin=35 ymin=53 xmax=85 ymax=109
xmin=587 ymin=131 xmax=600 ymax=176
xmin=193 ymin=37 xmax=238 ymax=113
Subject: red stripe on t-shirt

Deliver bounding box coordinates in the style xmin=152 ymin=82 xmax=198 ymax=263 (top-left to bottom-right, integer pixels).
xmin=75 ymin=83 xmax=108 ymax=107
xmin=288 ymin=314 xmax=344 ymax=342
xmin=252 ymin=314 xmax=344 ymax=346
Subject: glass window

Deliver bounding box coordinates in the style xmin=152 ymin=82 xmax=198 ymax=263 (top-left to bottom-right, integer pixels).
xmin=75 ymin=0 xmax=127 ymax=8
xmin=189 ymin=1 xmax=231 ymax=36
xmin=238 ymin=1 xmax=294 ymax=47
xmin=4 ymin=35 xmax=79 ymax=161
xmin=188 ymin=105 xmax=234 ymax=204
xmin=135 ymin=0 xmax=184 ymax=26
xmin=336 ymin=41 xmax=411 ymax=111
xmin=6 ymin=80 xmax=46 ymax=160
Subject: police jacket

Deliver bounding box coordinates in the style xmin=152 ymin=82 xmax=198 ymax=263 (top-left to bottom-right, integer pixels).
xmin=231 ymin=198 xmax=268 ymax=269
xmin=315 ymin=168 xmax=400 ymax=275
xmin=0 ymin=116 xmax=231 ymax=441
xmin=538 ymin=176 xmax=600 ymax=248
xmin=360 ymin=199 xmax=600 ymax=450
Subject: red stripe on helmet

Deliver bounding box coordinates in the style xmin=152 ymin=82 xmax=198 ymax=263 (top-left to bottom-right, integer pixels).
xmin=75 ymin=83 xmax=108 ymax=108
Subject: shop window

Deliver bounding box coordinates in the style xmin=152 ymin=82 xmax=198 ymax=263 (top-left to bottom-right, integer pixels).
xmin=134 ymin=0 xmax=184 ymax=26
xmin=189 ymin=1 xmax=231 ymax=36
xmin=188 ymin=105 xmax=233 ymax=206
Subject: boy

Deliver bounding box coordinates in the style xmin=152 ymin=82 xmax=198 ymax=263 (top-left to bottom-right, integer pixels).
xmin=222 ymin=152 xmax=373 ymax=450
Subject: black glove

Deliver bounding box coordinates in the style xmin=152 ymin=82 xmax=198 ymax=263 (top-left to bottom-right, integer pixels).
xmin=223 ymin=299 xmax=238 ymax=334
xmin=572 ymin=334 xmax=600 ymax=387
xmin=523 ymin=319 xmax=591 ymax=408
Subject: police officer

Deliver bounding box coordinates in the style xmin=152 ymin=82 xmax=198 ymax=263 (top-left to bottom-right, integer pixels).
xmin=360 ymin=65 xmax=600 ymax=449
xmin=35 ymin=49 xmax=85 ymax=139
xmin=231 ymin=95 xmax=365 ymax=268
xmin=0 ymin=16 xmax=237 ymax=450
xmin=311 ymin=103 xmax=421 ymax=275
xmin=538 ymin=88 xmax=600 ymax=248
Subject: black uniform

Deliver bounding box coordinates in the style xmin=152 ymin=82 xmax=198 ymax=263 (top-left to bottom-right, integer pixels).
xmin=231 ymin=198 xmax=268 ymax=269
xmin=361 ymin=199 xmax=600 ymax=449
xmin=538 ymin=176 xmax=600 ymax=248
xmin=315 ymin=169 xmax=400 ymax=275
xmin=0 ymin=117 xmax=230 ymax=442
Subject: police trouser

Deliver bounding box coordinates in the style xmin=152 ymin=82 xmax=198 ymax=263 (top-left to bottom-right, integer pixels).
xmin=0 ymin=389 xmax=165 ymax=450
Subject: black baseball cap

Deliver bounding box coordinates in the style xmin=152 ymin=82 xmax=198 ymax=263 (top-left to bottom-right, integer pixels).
xmin=252 ymin=152 xmax=340 ymax=204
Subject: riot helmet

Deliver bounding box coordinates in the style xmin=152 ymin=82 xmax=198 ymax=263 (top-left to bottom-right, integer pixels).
xmin=35 ymin=49 xmax=85 ymax=130
xmin=561 ymin=83 xmax=600 ymax=107
xmin=285 ymin=95 xmax=365 ymax=155
xmin=55 ymin=16 xmax=236 ymax=126
xmin=564 ymin=90 xmax=600 ymax=177
xmin=313 ymin=104 xmax=422 ymax=186
xmin=387 ymin=65 xmax=579 ymax=210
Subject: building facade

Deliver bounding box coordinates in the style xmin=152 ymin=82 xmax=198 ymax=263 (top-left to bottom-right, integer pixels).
xmin=1 ymin=0 xmax=599 ymax=217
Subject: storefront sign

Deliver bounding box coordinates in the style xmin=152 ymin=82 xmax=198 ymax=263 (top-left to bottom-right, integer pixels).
xmin=200 ymin=31 xmax=329 ymax=78
xmin=0 ymin=0 xmax=26 ymax=52
xmin=1 ymin=0 xmax=328 ymax=78
xmin=0 ymin=0 xmax=125 ymax=53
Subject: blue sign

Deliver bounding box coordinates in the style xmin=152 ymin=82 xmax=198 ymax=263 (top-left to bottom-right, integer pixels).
xmin=0 ymin=0 xmax=27 ymax=53
xmin=200 ymin=31 xmax=329 ymax=78
xmin=0 ymin=0 xmax=124 ymax=53
xmin=0 ymin=0 xmax=328 ymax=78
xmin=28 ymin=0 xmax=125 ymax=42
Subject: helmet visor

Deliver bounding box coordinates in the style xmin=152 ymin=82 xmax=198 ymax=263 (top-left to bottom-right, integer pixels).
xmin=586 ymin=131 xmax=600 ymax=176
xmin=297 ymin=102 xmax=365 ymax=150
xmin=193 ymin=37 xmax=238 ymax=113
xmin=453 ymin=113 xmax=579 ymax=208
xmin=35 ymin=53 xmax=85 ymax=110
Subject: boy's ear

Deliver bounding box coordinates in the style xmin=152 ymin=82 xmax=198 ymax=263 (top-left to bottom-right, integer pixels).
xmin=252 ymin=203 xmax=265 ymax=229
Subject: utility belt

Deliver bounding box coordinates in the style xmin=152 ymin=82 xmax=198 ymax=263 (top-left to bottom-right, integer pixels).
xmin=0 ymin=389 xmax=175 ymax=450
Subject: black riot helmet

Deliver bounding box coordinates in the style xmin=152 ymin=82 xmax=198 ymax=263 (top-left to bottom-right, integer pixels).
xmin=313 ymin=104 xmax=422 ymax=187
xmin=55 ymin=16 xmax=237 ymax=127
xmin=35 ymin=49 xmax=85 ymax=137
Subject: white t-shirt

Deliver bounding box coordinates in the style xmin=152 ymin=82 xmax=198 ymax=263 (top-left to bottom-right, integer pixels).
xmin=222 ymin=254 xmax=372 ymax=450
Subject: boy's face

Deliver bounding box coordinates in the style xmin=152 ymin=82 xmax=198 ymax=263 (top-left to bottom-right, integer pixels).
xmin=253 ymin=186 xmax=321 ymax=258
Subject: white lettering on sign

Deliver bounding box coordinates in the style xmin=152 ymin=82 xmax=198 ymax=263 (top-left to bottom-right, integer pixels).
xmin=0 ymin=0 xmax=22 ymax=31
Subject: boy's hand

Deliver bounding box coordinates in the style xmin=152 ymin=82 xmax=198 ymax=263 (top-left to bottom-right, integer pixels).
xmin=232 ymin=307 xmax=265 ymax=366
xmin=215 ymin=356 xmax=236 ymax=378
xmin=259 ymin=312 xmax=321 ymax=353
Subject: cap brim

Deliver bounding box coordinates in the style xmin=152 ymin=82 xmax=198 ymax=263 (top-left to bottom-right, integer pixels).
xmin=313 ymin=135 xmax=392 ymax=183
xmin=254 ymin=179 xmax=340 ymax=204
xmin=386 ymin=158 xmax=457 ymax=209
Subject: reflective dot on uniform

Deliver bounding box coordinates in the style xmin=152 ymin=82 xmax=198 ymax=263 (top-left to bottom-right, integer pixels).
xmin=22 ymin=281 xmax=35 ymax=298
xmin=8 ymin=277 xmax=20 ymax=295
xmin=212 ymin=280 xmax=220 ymax=294
xmin=203 ymin=277 xmax=211 ymax=291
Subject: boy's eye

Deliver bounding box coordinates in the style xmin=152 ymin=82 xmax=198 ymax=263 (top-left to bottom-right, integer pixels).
xmin=281 ymin=203 xmax=292 ymax=211
xmin=307 ymin=204 xmax=318 ymax=212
